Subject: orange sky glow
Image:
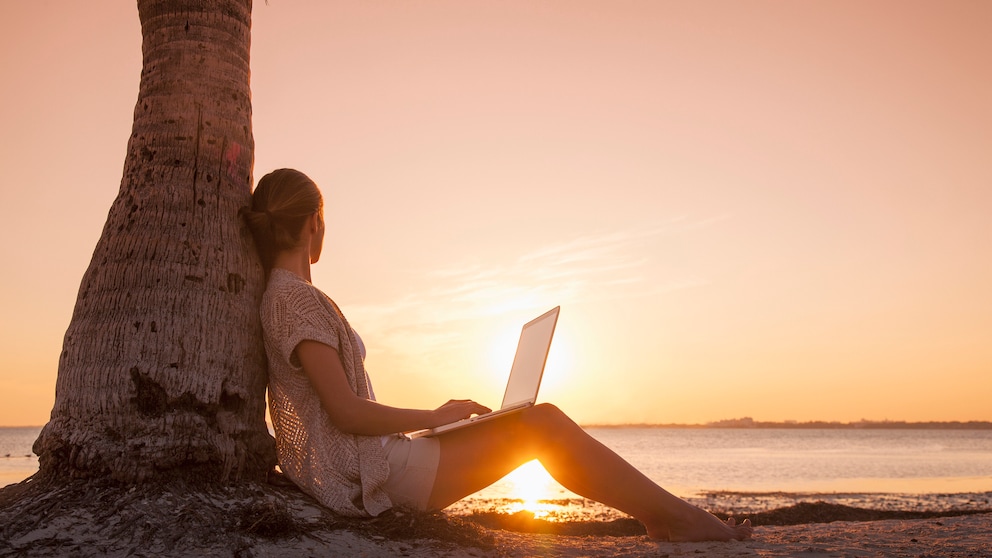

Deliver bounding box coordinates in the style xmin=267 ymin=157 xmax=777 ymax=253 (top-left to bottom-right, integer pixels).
xmin=0 ymin=1 xmax=989 ymax=427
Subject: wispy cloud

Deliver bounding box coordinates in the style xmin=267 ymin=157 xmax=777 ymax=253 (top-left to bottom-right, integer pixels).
xmin=348 ymin=218 xmax=723 ymax=357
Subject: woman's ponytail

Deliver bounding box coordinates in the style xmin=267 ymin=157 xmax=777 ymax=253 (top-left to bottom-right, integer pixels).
xmin=242 ymin=169 xmax=323 ymax=272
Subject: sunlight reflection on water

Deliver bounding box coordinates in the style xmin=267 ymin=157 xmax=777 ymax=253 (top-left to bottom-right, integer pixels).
xmin=499 ymin=460 xmax=561 ymax=519
xmin=462 ymin=428 xmax=992 ymax=514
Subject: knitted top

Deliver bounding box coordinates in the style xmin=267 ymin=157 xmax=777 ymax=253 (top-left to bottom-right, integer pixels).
xmin=260 ymin=268 xmax=392 ymax=516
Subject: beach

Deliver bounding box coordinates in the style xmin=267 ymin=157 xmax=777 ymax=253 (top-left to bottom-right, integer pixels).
xmin=0 ymin=474 xmax=992 ymax=558
xmin=194 ymin=512 xmax=992 ymax=557
xmin=482 ymin=513 xmax=992 ymax=558
xmin=4 ymin=427 xmax=991 ymax=555
xmin=442 ymin=493 xmax=992 ymax=557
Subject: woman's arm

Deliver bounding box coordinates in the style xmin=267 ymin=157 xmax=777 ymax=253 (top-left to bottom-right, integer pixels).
xmin=296 ymin=340 xmax=490 ymax=436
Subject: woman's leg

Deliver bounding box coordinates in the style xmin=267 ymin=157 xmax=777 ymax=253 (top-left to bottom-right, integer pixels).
xmin=427 ymin=403 xmax=751 ymax=542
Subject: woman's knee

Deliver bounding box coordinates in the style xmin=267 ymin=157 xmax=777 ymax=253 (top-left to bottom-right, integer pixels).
xmin=520 ymin=403 xmax=573 ymax=431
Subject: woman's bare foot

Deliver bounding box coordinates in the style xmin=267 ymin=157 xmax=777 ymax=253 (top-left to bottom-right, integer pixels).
xmin=647 ymin=505 xmax=753 ymax=542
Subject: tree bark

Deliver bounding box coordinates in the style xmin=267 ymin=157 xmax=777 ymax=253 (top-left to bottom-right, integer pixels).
xmin=33 ymin=0 xmax=275 ymax=483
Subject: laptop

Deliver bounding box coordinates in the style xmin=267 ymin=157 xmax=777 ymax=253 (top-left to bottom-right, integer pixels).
xmin=407 ymin=306 xmax=560 ymax=438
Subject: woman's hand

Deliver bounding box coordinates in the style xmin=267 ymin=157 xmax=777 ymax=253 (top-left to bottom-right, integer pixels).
xmin=431 ymin=399 xmax=491 ymax=427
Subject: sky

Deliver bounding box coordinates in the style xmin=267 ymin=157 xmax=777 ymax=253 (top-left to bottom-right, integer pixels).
xmin=1 ymin=1 xmax=989 ymax=427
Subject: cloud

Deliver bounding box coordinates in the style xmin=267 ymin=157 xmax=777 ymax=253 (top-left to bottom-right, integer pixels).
xmin=348 ymin=218 xmax=720 ymax=357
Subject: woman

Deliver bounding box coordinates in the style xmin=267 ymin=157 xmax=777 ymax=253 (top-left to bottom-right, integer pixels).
xmin=242 ymin=168 xmax=752 ymax=542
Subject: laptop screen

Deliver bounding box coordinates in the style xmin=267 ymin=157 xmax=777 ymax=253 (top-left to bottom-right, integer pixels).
xmin=500 ymin=307 xmax=560 ymax=409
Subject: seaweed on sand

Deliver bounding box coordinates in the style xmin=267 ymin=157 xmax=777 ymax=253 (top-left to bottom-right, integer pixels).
xmin=743 ymin=502 xmax=992 ymax=526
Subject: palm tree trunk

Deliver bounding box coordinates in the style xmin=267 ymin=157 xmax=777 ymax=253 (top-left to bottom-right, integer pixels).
xmin=34 ymin=0 xmax=275 ymax=483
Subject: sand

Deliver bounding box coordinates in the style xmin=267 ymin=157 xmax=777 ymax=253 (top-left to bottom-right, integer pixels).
xmin=478 ymin=514 xmax=992 ymax=557
xmin=6 ymin=515 xmax=992 ymax=558
xmin=229 ymin=513 xmax=992 ymax=557
xmin=2 ymin=477 xmax=990 ymax=557
xmin=9 ymin=513 xmax=989 ymax=557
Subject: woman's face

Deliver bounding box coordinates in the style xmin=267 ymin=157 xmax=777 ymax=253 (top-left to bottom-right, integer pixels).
xmin=309 ymin=210 xmax=325 ymax=264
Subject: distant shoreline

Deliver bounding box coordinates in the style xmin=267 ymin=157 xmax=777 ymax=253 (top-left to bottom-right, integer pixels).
xmin=579 ymin=419 xmax=992 ymax=430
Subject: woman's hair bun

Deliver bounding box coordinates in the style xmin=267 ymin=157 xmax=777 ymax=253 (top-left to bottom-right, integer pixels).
xmin=243 ymin=169 xmax=322 ymax=271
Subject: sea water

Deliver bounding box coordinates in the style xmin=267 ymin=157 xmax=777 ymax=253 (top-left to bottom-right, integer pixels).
xmin=3 ymin=426 xmax=991 ymax=509
xmin=563 ymin=427 xmax=992 ymax=496
xmin=0 ymin=426 xmax=40 ymax=488
xmin=468 ymin=427 xmax=992 ymax=501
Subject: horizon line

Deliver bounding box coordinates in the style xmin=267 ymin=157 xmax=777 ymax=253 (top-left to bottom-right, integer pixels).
xmin=580 ymin=418 xmax=992 ymax=429
xmin=3 ymin=418 xmax=992 ymax=430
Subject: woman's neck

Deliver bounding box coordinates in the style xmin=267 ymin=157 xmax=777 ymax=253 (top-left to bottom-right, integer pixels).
xmin=271 ymin=248 xmax=312 ymax=282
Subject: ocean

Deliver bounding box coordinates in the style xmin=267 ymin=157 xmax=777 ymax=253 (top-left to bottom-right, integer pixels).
xmin=456 ymin=427 xmax=992 ymax=518
xmin=4 ymin=426 xmax=991 ymax=517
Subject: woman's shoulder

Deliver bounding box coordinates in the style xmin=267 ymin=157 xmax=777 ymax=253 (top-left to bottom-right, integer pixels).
xmin=261 ymin=270 xmax=345 ymax=353
xmin=265 ymin=269 xmax=317 ymax=297
xmin=262 ymin=270 xmax=335 ymax=318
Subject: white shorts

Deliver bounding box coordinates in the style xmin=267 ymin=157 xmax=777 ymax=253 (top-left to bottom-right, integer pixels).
xmin=381 ymin=435 xmax=441 ymax=511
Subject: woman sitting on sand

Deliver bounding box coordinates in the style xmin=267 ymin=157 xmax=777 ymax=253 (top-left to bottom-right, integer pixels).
xmin=242 ymin=168 xmax=752 ymax=542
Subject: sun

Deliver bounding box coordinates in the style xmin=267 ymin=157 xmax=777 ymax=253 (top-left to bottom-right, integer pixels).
xmin=503 ymin=459 xmax=560 ymax=518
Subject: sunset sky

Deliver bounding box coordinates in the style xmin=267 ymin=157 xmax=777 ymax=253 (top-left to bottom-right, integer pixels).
xmin=1 ymin=1 xmax=989 ymax=427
